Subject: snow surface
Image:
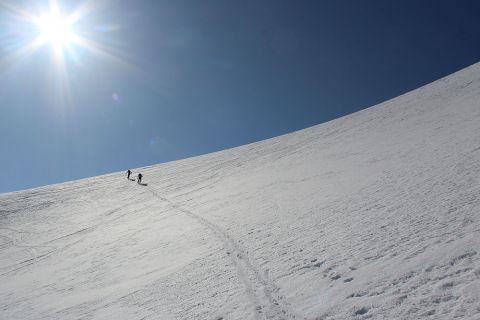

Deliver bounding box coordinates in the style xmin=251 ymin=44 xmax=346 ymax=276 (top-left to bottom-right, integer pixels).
xmin=1 ymin=63 xmax=480 ymax=320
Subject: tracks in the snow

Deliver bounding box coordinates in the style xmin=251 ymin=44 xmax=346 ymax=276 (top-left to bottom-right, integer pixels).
xmin=148 ymin=188 xmax=299 ymax=320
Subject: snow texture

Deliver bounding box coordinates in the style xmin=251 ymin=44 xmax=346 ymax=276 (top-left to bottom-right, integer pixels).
xmin=1 ymin=63 xmax=480 ymax=319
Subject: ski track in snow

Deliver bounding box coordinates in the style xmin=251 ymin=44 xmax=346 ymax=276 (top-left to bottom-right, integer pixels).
xmin=147 ymin=187 xmax=300 ymax=320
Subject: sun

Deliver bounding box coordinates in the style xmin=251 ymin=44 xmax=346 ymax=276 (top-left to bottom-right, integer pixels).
xmin=0 ymin=0 xmax=127 ymax=106
xmin=34 ymin=7 xmax=76 ymax=52
xmin=37 ymin=14 xmax=74 ymax=49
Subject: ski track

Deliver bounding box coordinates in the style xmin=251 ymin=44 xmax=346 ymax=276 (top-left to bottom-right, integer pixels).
xmin=147 ymin=187 xmax=300 ymax=320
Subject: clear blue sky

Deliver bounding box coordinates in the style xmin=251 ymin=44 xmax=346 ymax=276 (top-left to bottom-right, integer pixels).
xmin=1 ymin=0 xmax=480 ymax=193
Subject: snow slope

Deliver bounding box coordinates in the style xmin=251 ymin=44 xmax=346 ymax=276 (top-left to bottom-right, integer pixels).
xmin=1 ymin=62 xmax=480 ymax=320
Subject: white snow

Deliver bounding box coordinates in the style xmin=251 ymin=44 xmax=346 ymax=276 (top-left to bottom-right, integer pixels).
xmin=1 ymin=62 xmax=480 ymax=319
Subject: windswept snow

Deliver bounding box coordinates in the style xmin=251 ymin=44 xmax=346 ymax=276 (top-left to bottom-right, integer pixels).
xmin=2 ymin=63 xmax=480 ymax=319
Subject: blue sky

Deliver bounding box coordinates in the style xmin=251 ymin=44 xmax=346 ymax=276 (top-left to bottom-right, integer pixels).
xmin=1 ymin=0 xmax=480 ymax=193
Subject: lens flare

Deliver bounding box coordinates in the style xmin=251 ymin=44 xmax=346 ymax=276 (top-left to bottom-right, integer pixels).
xmin=112 ymin=92 xmax=120 ymax=102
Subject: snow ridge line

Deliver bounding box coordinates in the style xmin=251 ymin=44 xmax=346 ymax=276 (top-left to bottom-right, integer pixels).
xmin=148 ymin=188 xmax=300 ymax=320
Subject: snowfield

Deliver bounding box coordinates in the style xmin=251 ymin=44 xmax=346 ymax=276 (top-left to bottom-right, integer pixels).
xmin=1 ymin=62 xmax=480 ymax=320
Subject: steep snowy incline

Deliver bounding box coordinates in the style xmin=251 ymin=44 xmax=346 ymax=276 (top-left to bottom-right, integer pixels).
xmin=1 ymin=62 xmax=480 ymax=319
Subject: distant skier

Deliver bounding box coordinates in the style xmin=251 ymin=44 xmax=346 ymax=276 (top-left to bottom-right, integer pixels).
xmin=127 ymin=169 xmax=132 ymax=180
xmin=137 ymin=173 xmax=143 ymax=184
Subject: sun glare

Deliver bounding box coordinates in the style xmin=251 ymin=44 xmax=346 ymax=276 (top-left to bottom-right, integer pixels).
xmin=35 ymin=9 xmax=76 ymax=52
xmin=0 ymin=0 xmax=128 ymax=106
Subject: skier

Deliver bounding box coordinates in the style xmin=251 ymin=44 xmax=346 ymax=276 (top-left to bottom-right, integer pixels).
xmin=127 ymin=169 xmax=132 ymax=180
xmin=137 ymin=173 xmax=143 ymax=184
